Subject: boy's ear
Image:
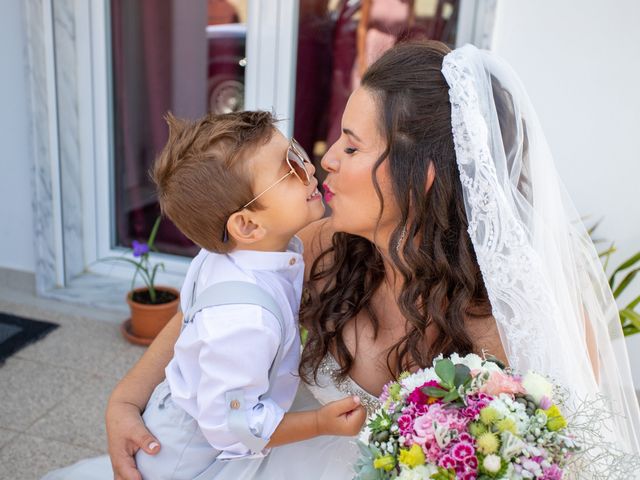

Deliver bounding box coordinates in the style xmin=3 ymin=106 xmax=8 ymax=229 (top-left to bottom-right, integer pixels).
xmin=226 ymin=211 xmax=266 ymax=245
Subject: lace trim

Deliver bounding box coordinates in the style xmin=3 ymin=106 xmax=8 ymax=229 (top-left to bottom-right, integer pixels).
xmin=442 ymin=48 xmax=559 ymax=378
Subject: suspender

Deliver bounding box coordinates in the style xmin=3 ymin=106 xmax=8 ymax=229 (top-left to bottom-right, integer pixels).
xmin=182 ymin=256 xmax=288 ymax=454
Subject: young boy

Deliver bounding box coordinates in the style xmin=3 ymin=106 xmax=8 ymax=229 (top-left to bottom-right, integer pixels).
xmin=135 ymin=111 xmax=365 ymax=480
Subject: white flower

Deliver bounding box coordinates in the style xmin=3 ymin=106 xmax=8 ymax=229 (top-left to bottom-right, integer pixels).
xmin=358 ymin=426 xmax=371 ymax=445
xmin=483 ymin=454 xmax=502 ymax=473
xmin=400 ymin=368 xmax=438 ymax=394
xmin=521 ymin=371 xmax=553 ymax=404
xmin=397 ymin=465 xmax=439 ymax=480
xmin=459 ymin=353 xmax=484 ymax=370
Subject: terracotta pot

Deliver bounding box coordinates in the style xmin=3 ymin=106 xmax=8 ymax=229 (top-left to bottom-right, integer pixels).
xmin=124 ymin=286 xmax=180 ymax=344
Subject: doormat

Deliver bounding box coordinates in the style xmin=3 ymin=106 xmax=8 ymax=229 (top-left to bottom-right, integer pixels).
xmin=0 ymin=313 xmax=58 ymax=364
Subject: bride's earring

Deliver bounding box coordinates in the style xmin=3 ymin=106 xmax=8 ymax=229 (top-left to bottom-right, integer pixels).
xmin=395 ymin=225 xmax=407 ymax=253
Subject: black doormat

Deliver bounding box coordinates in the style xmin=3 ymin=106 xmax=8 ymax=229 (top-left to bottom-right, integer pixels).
xmin=0 ymin=313 xmax=59 ymax=364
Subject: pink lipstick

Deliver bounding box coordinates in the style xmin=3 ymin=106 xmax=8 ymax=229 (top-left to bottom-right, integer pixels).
xmin=322 ymin=183 xmax=334 ymax=203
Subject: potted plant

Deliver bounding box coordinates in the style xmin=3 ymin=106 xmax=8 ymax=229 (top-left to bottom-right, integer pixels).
xmin=590 ymin=221 xmax=640 ymax=388
xmin=107 ymin=217 xmax=180 ymax=345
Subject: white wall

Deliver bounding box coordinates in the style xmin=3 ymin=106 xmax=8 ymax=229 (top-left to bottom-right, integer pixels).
xmin=492 ymin=0 xmax=640 ymax=380
xmin=0 ymin=0 xmax=34 ymax=274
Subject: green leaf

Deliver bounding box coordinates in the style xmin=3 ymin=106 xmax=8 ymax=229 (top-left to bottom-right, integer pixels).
xmin=621 ymin=308 xmax=640 ymax=331
xmin=612 ymin=267 xmax=640 ymax=298
xmin=147 ymin=216 xmax=162 ymax=249
xmin=443 ymin=389 xmax=460 ymax=402
xmin=435 ymin=358 xmax=455 ymax=387
xmin=423 ymin=386 xmax=447 ymax=398
xmin=625 ymin=294 xmax=640 ymax=311
xmin=609 ymin=251 xmax=640 ymax=287
xmin=453 ymin=364 xmax=471 ymax=387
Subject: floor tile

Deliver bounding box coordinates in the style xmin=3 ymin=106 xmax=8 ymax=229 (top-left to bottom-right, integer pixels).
xmin=0 ymin=427 xmax=19 ymax=450
xmin=12 ymin=316 xmax=144 ymax=379
xmin=0 ymin=358 xmax=93 ymax=431
xmin=26 ymin=374 xmax=119 ymax=452
xmin=0 ymin=433 xmax=100 ymax=480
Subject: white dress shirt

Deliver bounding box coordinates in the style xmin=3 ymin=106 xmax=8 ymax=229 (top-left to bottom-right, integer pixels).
xmin=164 ymin=237 xmax=304 ymax=460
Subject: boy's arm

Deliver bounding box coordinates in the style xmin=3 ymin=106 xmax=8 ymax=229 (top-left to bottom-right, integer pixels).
xmin=267 ymin=396 xmax=366 ymax=447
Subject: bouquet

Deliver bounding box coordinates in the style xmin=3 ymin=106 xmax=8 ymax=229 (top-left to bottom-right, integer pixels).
xmin=354 ymin=353 xmax=580 ymax=480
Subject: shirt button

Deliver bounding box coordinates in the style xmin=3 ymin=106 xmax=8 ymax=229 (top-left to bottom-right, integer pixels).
xmin=289 ymin=257 xmax=296 ymax=266
xmin=230 ymin=399 xmax=241 ymax=410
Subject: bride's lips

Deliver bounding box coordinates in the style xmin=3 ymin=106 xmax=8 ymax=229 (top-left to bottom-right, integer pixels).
xmin=322 ymin=183 xmax=334 ymax=203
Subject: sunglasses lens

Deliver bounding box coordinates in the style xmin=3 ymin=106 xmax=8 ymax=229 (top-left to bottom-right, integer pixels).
xmin=287 ymin=141 xmax=311 ymax=186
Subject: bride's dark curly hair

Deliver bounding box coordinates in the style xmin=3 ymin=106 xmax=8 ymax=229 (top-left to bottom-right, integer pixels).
xmin=300 ymin=40 xmax=491 ymax=383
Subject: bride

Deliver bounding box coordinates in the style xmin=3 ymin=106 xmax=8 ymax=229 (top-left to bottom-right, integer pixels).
xmin=45 ymin=40 xmax=640 ymax=479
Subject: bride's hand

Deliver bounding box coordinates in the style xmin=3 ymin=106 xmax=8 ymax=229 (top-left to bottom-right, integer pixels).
xmin=106 ymin=399 xmax=160 ymax=480
xmin=317 ymin=396 xmax=367 ymax=437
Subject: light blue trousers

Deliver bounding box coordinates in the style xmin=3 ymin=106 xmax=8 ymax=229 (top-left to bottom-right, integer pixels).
xmin=136 ymin=380 xmax=221 ymax=480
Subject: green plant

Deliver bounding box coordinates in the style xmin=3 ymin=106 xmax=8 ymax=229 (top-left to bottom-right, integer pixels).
xmin=589 ymin=220 xmax=640 ymax=336
xmin=105 ymin=216 xmax=166 ymax=303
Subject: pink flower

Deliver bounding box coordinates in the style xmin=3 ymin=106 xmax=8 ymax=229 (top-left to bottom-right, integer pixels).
xmin=439 ymin=454 xmax=456 ymax=469
xmin=408 ymin=380 xmax=444 ymax=406
xmin=464 ymin=456 xmax=478 ymax=469
xmin=542 ymin=465 xmax=563 ymax=480
xmin=458 ymin=433 xmax=474 ymax=444
xmin=397 ymin=414 xmax=413 ymax=435
xmin=539 ymin=395 xmax=553 ymax=410
xmin=480 ymin=371 xmax=525 ymax=397
xmin=460 ymin=472 xmax=477 ymax=480
xmin=451 ymin=441 xmax=475 ymax=461
xmin=462 ymin=393 xmax=493 ymax=418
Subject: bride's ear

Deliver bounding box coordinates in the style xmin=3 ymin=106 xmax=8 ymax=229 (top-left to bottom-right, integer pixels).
xmin=225 ymin=211 xmax=266 ymax=245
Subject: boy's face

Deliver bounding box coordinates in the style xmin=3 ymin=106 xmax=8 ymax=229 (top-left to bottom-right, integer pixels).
xmin=245 ymin=129 xmax=324 ymax=247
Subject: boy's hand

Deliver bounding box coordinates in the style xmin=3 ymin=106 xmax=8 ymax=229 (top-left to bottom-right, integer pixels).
xmin=316 ymin=396 xmax=367 ymax=437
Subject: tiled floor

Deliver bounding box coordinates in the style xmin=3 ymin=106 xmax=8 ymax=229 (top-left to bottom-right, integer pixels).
xmin=0 ymin=280 xmax=144 ymax=480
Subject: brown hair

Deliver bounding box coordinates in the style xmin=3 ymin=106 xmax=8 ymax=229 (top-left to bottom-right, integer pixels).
xmin=300 ymin=40 xmax=491 ymax=382
xmin=152 ymin=111 xmax=276 ymax=253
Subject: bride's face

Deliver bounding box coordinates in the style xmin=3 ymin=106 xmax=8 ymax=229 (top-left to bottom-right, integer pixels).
xmin=321 ymin=87 xmax=401 ymax=244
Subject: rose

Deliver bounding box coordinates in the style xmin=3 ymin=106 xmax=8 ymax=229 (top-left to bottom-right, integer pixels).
xmin=522 ymin=372 xmax=554 ymax=404
xmin=480 ymin=371 xmax=526 ymax=397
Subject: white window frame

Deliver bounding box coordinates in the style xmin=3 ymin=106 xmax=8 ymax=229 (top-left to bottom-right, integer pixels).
xmin=78 ymin=0 xmax=299 ymax=288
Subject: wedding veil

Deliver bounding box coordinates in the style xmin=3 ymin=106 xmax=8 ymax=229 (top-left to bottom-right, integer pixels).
xmin=441 ymin=44 xmax=640 ymax=475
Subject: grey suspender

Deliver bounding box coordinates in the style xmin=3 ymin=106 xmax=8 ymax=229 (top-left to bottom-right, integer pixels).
xmin=182 ymin=271 xmax=287 ymax=454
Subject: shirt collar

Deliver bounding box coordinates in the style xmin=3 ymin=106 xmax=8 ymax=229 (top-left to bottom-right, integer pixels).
xmin=225 ymin=236 xmax=304 ymax=272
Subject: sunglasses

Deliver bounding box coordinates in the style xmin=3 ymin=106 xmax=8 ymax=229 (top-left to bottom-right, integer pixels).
xmin=222 ymin=138 xmax=312 ymax=243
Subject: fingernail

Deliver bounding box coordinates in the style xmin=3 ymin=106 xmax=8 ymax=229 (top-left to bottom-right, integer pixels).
xmin=149 ymin=442 xmax=159 ymax=450
xmin=353 ymin=396 xmax=361 ymax=404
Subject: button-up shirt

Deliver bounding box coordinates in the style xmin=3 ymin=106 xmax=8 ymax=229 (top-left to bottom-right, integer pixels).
xmin=165 ymin=237 xmax=304 ymax=459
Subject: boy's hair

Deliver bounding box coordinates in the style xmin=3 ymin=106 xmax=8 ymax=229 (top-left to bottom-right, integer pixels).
xmin=152 ymin=111 xmax=276 ymax=253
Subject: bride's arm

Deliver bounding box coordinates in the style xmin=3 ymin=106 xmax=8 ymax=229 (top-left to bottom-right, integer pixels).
xmin=106 ymin=311 xmax=182 ymax=480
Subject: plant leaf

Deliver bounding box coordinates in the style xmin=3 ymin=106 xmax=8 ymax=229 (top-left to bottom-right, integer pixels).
xmin=454 ymin=364 xmax=471 ymax=387
xmin=423 ymin=386 xmax=447 ymax=398
xmin=620 ymin=308 xmax=640 ymax=331
xmin=435 ymin=359 xmax=455 ymax=387
xmin=609 ymin=252 xmax=640 ymax=287
xmin=443 ymin=389 xmax=460 ymax=402
xmin=147 ymin=216 xmax=162 ymax=249
xmin=612 ymin=267 xmax=640 ymax=299
xmin=625 ymin=294 xmax=640 ymax=311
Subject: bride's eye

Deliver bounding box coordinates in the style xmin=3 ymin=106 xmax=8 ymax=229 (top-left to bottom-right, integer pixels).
xmin=344 ymin=147 xmax=357 ymax=154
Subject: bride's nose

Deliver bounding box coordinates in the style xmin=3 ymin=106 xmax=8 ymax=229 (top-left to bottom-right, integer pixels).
xmin=321 ymin=143 xmax=339 ymax=173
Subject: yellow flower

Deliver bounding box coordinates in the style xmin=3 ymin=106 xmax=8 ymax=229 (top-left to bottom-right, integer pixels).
xmin=398 ymin=444 xmax=426 ymax=468
xmin=495 ymin=418 xmax=517 ymax=434
xmin=479 ymin=406 xmax=501 ymax=426
xmin=469 ymin=421 xmax=488 ymax=437
xmin=544 ymin=405 xmax=568 ymax=432
xmin=373 ymin=455 xmax=396 ymax=471
xmin=476 ymin=432 xmax=500 ymax=455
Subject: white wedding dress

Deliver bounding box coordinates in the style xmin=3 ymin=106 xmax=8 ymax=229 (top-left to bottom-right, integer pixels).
xmin=41 ymin=353 xmax=380 ymax=480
